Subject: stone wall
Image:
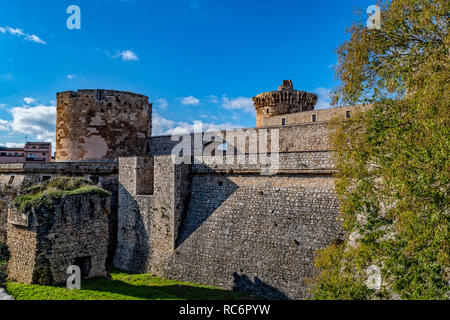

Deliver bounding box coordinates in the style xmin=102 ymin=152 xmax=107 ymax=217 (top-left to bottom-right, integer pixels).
xmin=115 ymin=153 xmax=342 ymax=299
xmin=262 ymin=104 xmax=371 ymax=127
xmin=0 ymin=161 xmax=118 ymax=262
xmin=114 ymin=156 xmax=192 ymax=273
xmin=150 ymin=122 xmax=333 ymax=157
xmin=7 ymin=193 xmax=110 ymax=284
xmin=56 ymin=89 xmax=152 ymax=161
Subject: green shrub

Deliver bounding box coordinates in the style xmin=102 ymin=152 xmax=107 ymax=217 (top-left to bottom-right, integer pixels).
xmin=312 ymin=0 xmax=449 ymax=300
xmin=13 ymin=177 xmax=110 ymax=211
xmin=0 ymin=242 xmax=10 ymax=287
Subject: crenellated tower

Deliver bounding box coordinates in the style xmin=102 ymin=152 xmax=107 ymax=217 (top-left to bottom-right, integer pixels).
xmin=253 ymin=80 xmax=318 ymax=127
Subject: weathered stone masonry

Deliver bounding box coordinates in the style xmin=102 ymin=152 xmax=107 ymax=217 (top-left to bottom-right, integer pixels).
xmin=56 ymin=90 xmax=152 ymax=161
xmin=115 ymin=123 xmax=343 ymax=300
xmin=7 ymin=193 xmax=110 ymax=284
xmin=0 ymin=161 xmax=119 ymax=265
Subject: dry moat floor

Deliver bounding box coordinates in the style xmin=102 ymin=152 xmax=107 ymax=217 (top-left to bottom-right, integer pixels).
xmin=6 ymin=269 xmax=258 ymax=300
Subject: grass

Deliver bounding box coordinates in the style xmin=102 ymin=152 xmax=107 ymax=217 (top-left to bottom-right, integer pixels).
xmin=5 ymin=269 xmax=258 ymax=300
xmin=13 ymin=177 xmax=110 ymax=210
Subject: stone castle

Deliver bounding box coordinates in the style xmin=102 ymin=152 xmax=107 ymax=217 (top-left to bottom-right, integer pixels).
xmin=0 ymin=82 xmax=369 ymax=299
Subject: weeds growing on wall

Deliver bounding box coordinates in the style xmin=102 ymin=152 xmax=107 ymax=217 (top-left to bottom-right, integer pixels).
xmin=13 ymin=177 xmax=110 ymax=211
xmin=311 ymin=0 xmax=449 ymax=300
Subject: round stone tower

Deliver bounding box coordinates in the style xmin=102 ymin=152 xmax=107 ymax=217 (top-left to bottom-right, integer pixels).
xmin=55 ymin=89 xmax=152 ymax=161
xmin=252 ymin=80 xmax=318 ymax=127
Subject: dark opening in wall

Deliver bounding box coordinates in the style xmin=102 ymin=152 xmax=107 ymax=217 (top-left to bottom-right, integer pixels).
xmin=74 ymin=256 xmax=92 ymax=278
xmin=346 ymin=110 xmax=351 ymax=119
xmin=281 ymin=118 xmax=286 ymax=126
xmin=89 ymin=175 xmax=100 ymax=185
xmin=312 ymin=114 xmax=317 ymax=122
xmin=8 ymin=176 xmax=15 ymax=185
xmin=218 ymin=180 xmax=223 ymax=186
xmin=41 ymin=176 xmax=51 ymax=183
xmin=96 ymin=89 xmax=106 ymax=102
xmin=266 ymin=108 xmax=270 ymax=114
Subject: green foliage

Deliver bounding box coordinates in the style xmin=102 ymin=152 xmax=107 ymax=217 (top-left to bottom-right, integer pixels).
xmin=312 ymin=0 xmax=449 ymax=300
xmin=6 ymin=269 xmax=259 ymax=300
xmin=0 ymin=242 xmax=10 ymax=287
xmin=13 ymin=177 xmax=110 ymax=211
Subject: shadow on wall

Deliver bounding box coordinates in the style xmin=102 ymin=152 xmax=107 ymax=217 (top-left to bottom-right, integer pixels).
xmin=232 ymin=273 xmax=290 ymax=300
xmin=100 ymin=178 xmax=119 ymax=268
xmin=114 ymin=184 xmax=150 ymax=273
xmin=175 ymin=164 xmax=239 ymax=247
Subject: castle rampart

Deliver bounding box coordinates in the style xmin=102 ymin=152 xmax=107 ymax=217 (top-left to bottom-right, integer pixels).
xmin=1 ymin=85 xmax=370 ymax=300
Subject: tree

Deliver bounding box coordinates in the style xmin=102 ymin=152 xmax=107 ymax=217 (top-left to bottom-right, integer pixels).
xmin=312 ymin=0 xmax=449 ymax=299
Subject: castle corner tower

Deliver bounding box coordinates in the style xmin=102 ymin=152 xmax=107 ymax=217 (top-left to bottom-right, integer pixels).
xmin=55 ymin=89 xmax=152 ymax=161
xmin=252 ymin=80 xmax=318 ymax=127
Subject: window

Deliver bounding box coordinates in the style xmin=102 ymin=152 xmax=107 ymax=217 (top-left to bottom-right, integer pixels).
xmin=266 ymin=108 xmax=270 ymax=114
xmin=281 ymin=118 xmax=286 ymax=126
xmin=312 ymin=114 xmax=317 ymax=122
xmin=346 ymin=110 xmax=351 ymax=119
xmin=8 ymin=176 xmax=15 ymax=185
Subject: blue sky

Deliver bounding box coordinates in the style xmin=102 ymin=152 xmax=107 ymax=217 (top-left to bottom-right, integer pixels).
xmin=0 ymin=0 xmax=374 ymax=148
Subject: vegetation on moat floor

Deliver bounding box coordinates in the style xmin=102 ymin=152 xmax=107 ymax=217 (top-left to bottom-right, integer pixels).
xmin=13 ymin=177 xmax=110 ymax=211
xmin=6 ymin=269 xmax=258 ymax=300
xmin=311 ymin=0 xmax=449 ymax=299
xmin=0 ymin=242 xmax=9 ymax=287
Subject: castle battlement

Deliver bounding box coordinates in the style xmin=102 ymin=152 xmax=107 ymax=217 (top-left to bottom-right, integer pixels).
xmin=253 ymin=80 xmax=318 ymax=127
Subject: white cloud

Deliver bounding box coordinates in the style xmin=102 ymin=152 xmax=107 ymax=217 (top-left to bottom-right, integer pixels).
xmin=67 ymin=74 xmax=76 ymax=79
xmin=152 ymin=113 xmax=240 ymax=136
xmin=10 ymin=105 xmax=56 ymax=135
xmin=314 ymin=87 xmax=332 ymax=109
xmin=206 ymin=95 xmax=219 ymax=104
xmin=221 ymin=96 xmax=254 ymax=113
xmin=156 ymin=98 xmax=168 ymax=110
xmin=0 ymin=119 xmax=11 ymax=131
xmin=0 ymin=104 xmax=57 ymax=149
xmin=25 ymin=34 xmax=46 ymax=44
xmin=5 ymin=142 xmax=24 ymax=148
xmin=180 ymin=96 xmax=200 ymax=106
xmin=23 ymin=97 xmax=36 ymax=105
xmin=3 ymin=105 xmax=57 ymax=149
xmin=114 ymin=50 xmax=139 ymax=62
xmin=5 ymin=27 xmax=24 ymax=36
xmin=0 ymin=26 xmax=46 ymax=44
